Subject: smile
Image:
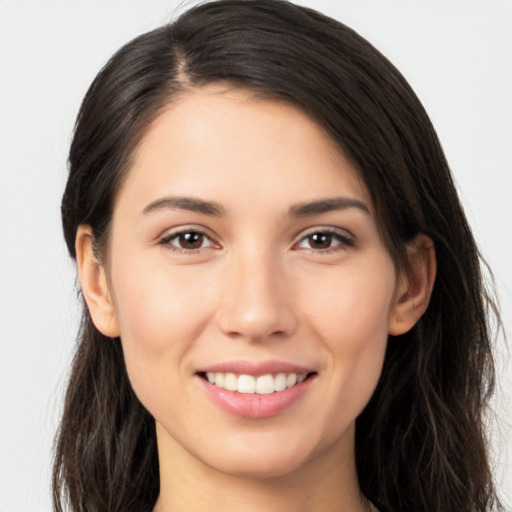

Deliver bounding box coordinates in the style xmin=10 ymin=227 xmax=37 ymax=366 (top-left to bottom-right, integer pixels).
xmin=204 ymin=372 xmax=308 ymax=394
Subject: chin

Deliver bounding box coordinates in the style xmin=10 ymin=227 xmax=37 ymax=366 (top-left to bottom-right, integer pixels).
xmin=207 ymin=451 xmax=309 ymax=480
xmin=195 ymin=429 xmax=330 ymax=481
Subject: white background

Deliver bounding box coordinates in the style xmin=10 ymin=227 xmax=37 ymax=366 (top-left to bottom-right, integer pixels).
xmin=0 ymin=1 xmax=511 ymax=510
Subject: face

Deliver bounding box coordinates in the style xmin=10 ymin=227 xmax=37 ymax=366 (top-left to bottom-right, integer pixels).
xmin=99 ymin=86 xmax=405 ymax=479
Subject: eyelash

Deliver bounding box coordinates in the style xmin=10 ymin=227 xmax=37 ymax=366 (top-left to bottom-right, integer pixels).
xmin=293 ymin=228 xmax=355 ymax=254
xmin=158 ymin=228 xmax=217 ymax=254
xmin=158 ymin=227 xmax=355 ymax=254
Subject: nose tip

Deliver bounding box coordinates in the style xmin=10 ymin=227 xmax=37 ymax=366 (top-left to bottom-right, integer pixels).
xmin=220 ymin=301 xmax=294 ymax=341
xmin=216 ymin=260 xmax=297 ymax=342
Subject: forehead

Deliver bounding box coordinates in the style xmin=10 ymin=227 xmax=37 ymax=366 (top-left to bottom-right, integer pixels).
xmin=116 ymin=85 xmax=371 ymax=216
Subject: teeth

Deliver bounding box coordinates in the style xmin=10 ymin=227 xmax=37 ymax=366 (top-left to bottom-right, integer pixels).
xmin=286 ymin=373 xmax=297 ymax=387
xmin=256 ymin=374 xmax=274 ymax=394
xmin=238 ymin=374 xmax=256 ymax=393
xmin=224 ymin=373 xmax=237 ymax=391
xmin=204 ymin=372 xmax=309 ymax=394
xmin=274 ymin=373 xmax=287 ymax=392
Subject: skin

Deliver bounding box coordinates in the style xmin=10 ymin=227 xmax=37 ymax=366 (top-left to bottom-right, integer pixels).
xmin=76 ymin=86 xmax=435 ymax=512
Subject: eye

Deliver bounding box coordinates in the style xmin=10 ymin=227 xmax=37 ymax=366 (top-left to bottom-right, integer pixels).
xmin=295 ymin=229 xmax=354 ymax=252
xmin=159 ymin=229 xmax=216 ymax=252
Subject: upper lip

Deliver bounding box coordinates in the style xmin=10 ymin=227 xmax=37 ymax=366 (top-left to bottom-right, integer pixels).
xmin=197 ymin=359 xmax=315 ymax=377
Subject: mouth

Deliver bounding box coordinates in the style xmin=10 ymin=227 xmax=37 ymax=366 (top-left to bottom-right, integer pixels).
xmin=197 ymin=371 xmax=317 ymax=395
xmin=196 ymin=360 xmax=318 ymax=418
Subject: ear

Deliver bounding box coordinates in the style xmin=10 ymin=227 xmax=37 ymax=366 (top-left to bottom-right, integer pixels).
xmin=388 ymin=234 xmax=436 ymax=336
xmin=75 ymin=225 xmax=120 ymax=337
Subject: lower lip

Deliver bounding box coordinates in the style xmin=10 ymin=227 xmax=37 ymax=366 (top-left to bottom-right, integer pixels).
xmin=197 ymin=375 xmax=315 ymax=419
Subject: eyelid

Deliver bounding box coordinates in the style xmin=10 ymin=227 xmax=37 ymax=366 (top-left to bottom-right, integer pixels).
xmin=156 ymin=224 xmax=355 ymax=254
xmin=292 ymin=226 xmax=356 ymax=251
xmin=158 ymin=225 xmax=221 ymax=252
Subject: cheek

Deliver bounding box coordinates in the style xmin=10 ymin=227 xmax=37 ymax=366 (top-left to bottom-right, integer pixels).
xmin=313 ymin=260 xmax=395 ymax=343
xmin=309 ymin=259 xmax=396 ymax=399
xmin=112 ymin=253 xmax=210 ymax=339
xmin=108 ymin=258 xmax=213 ymax=396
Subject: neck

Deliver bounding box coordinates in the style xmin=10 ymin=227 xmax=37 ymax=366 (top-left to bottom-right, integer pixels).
xmin=154 ymin=422 xmax=369 ymax=512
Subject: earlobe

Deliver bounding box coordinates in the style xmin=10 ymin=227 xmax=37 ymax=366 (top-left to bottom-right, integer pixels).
xmin=75 ymin=225 xmax=120 ymax=337
xmin=388 ymin=234 xmax=436 ymax=336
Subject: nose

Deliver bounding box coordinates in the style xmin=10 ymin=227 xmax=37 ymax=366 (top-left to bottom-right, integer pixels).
xmin=216 ymin=249 xmax=298 ymax=342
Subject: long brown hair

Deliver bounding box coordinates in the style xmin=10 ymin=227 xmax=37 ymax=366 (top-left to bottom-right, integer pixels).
xmin=55 ymin=1 xmax=503 ymax=510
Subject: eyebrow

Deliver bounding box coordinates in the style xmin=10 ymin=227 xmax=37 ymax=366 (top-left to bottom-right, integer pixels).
xmin=141 ymin=195 xmax=370 ymax=218
xmin=142 ymin=196 xmax=225 ymax=216
xmin=288 ymin=197 xmax=370 ymax=217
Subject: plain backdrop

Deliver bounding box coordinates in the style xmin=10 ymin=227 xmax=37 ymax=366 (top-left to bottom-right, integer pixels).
xmin=0 ymin=1 xmax=511 ymax=510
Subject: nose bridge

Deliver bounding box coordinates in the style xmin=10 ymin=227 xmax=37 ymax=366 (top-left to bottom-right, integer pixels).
xmin=216 ymin=243 xmax=297 ymax=341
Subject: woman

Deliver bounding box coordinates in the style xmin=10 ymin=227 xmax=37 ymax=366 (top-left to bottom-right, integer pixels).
xmin=54 ymin=1 xmax=503 ymax=511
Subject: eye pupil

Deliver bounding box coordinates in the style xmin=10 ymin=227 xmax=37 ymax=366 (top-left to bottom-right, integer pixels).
xmin=179 ymin=232 xmax=203 ymax=249
xmin=308 ymin=232 xmax=332 ymax=249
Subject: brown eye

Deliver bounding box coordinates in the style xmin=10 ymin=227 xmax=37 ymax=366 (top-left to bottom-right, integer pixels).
xmin=160 ymin=230 xmax=215 ymax=251
xmin=296 ymin=229 xmax=354 ymax=252
xmin=307 ymin=232 xmax=333 ymax=249
xmin=178 ymin=232 xmax=204 ymax=249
